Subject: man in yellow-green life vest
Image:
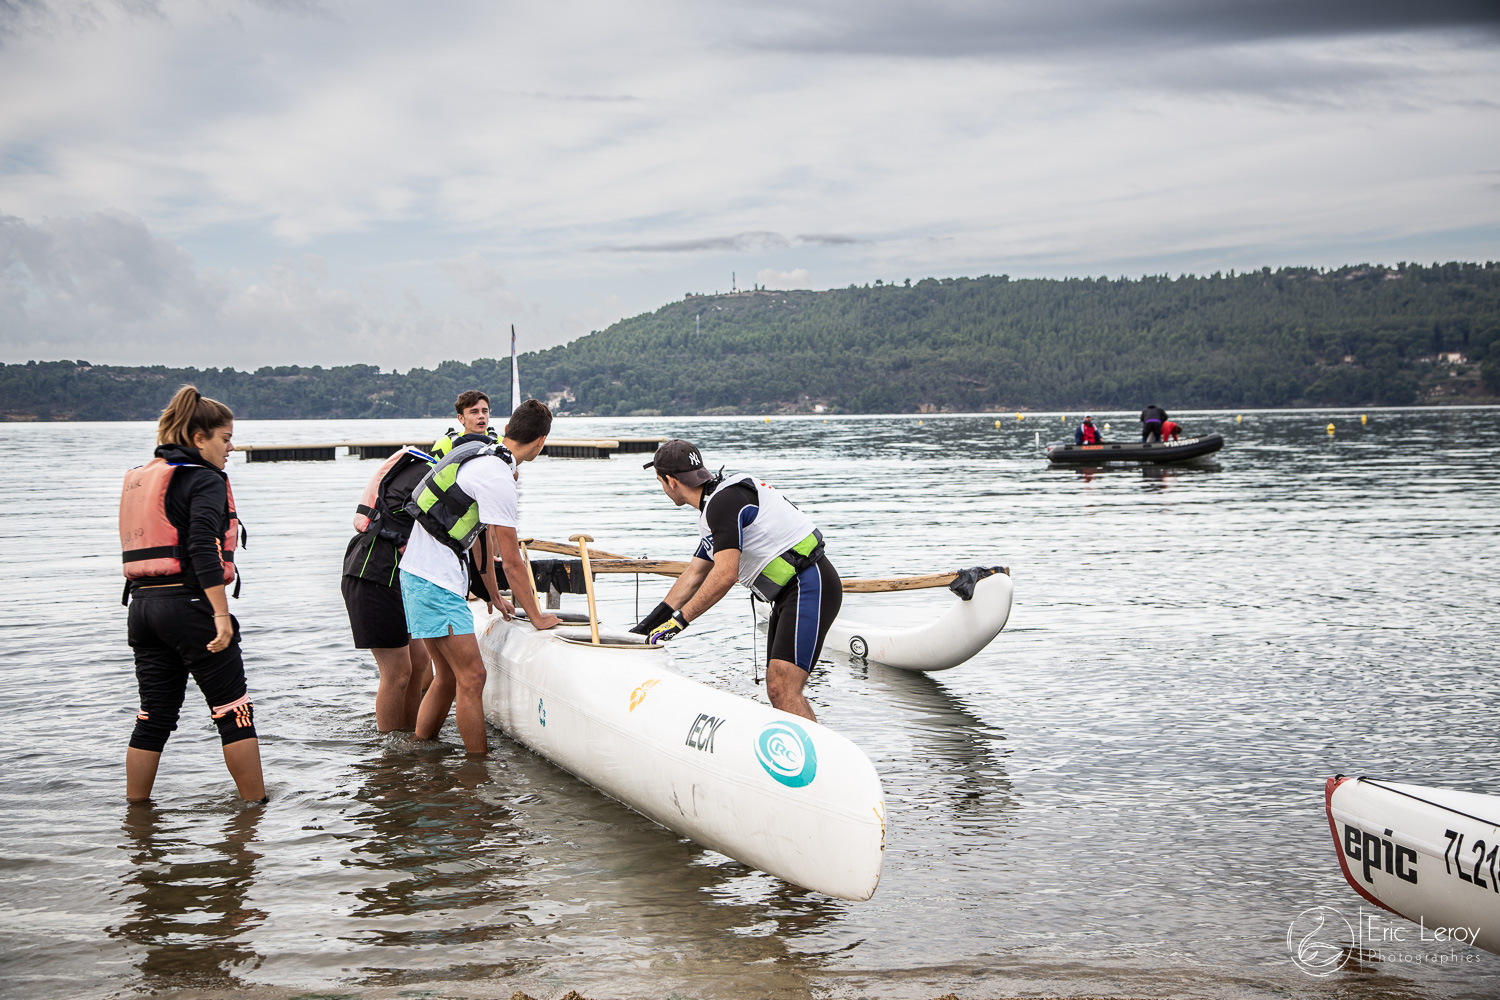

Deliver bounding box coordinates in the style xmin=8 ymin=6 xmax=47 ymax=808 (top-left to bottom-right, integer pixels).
xmin=631 ymin=440 xmax=840 ymax=723
xmin=432 ymin=389 xmax=497 ymax=459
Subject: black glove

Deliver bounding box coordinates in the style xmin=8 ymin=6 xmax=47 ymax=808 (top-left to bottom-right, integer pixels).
xmin=629 ymin=601 xmax=676 ymax=635
xmin=649 ymin=609 xmax=690 ymax=644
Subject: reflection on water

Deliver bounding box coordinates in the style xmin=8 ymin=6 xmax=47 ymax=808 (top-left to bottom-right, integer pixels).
xmin=3 ymin=408 xmax=1500 ymax=999
xmin=110 ymin=805 xmax=266 ymax=991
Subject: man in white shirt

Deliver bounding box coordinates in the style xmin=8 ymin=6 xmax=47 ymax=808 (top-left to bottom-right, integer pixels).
xmin=400 ymin=399 xmax=560 ymax=753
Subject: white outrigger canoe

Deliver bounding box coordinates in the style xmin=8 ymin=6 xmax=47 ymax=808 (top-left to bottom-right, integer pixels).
xmin=1326 ymin=775 xmax=1500 ymax=954
xmin=477 ymin=606 xmax=886 ymax=900
xmin=754 ymin=568 xmax=1013 ymax=672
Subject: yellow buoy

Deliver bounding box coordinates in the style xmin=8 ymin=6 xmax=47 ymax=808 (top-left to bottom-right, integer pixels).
xmin=1061 ymin=415 xmax=1066 ymax=421
xmin=1103 ymin=423 xmax=1111 ymax=431
xmin=764 ymin=417 xmax=770 ymax=423
xmin=994 ymin=420 xmax=1001 ymax=429
xmin=1326 ymin=422 xmax=1336 ymax=434
xmin=1236 ymin=414 xmax=1243 ymax=423
xmin=1016 ymin=413 xmax=1024 ymax=421
xmin=1361 ymin=414 xmax=1368 ymax=425
xmin=918 ymin=419 xmax=923 ymax=425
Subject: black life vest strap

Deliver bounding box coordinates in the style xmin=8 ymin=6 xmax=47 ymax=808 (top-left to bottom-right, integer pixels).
xmin=122 ymin=545 xmax=183 ymax=563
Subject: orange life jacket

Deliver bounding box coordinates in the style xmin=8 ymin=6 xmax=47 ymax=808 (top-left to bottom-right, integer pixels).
xmin=353 ymin=446 xmax=432 ymax=540
xmin=119 ymin=457 xmax=241 ymax=590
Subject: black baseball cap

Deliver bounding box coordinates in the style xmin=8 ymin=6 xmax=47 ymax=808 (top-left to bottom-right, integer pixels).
xmin=644 ymin=439 xmax=714 ymax=486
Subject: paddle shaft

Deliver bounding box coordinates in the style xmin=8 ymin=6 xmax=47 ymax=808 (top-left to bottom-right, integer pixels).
xmin=568 ymin=534 xmax=602 ymax=644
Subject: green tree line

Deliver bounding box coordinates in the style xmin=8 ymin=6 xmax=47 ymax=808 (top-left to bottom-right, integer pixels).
xmin=4 ymin=262 xmax=1497 ymax=420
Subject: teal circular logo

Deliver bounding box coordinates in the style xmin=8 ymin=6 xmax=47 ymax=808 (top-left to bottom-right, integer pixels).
xmin=755 ymin=721 xmax=817 ymax=787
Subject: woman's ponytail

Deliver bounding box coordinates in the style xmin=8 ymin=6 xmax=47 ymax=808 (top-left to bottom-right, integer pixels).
xmin=157 ymin=385 xmax=235 ymax=446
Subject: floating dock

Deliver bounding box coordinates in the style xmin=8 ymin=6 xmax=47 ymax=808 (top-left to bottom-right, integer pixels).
xmin=239 ymin=437 xmax=666 ymax=463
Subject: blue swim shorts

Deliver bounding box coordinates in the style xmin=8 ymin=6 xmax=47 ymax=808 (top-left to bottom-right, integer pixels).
xmin=399 ymin=570 xmax=476 ymax=639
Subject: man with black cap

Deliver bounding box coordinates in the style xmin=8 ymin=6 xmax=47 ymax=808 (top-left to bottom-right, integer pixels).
xmin=631 ymin=440 xmax=840 ymax=723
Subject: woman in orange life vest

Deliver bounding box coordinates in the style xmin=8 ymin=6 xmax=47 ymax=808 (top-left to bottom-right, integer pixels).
xmin=119 ymin=385 xmax=265 ymax=804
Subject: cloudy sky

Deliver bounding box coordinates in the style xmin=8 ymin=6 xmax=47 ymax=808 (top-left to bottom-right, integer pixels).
xmin=2 ymin=0 xmax=1498 ymax=370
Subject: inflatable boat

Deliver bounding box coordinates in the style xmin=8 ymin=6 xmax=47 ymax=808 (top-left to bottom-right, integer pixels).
xmin=1046 ymin=433 xmax=1224 ymax=464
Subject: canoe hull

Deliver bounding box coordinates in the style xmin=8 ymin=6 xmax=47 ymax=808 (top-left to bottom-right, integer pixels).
xmin=756 ymin=571 xmax=1012 ymax=672
xmin=1046 ymin=433 xmax=1224 ymax=464
xmin=478 ymin=610 xmax=886 ymax=900
xmin=1325 ymin=775 xmax=1500 ymax=954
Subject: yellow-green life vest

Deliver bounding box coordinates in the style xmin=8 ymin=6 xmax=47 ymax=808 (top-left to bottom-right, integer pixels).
xmin=405 ymin=440 xmax=513 ymax=554
xmin=432 ymin=427 xmax=496 ymax=459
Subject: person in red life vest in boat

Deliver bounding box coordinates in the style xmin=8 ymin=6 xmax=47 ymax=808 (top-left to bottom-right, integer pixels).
xmin=118 ymin=385 xmax=265 ymax=805
xmin=342 ymin=445 xmax=436 ymax=732
xmin=1074 ymin=415 xmax=1102 ymax=445
xmin=1161 ymin=419 xmax=1182 ymax=442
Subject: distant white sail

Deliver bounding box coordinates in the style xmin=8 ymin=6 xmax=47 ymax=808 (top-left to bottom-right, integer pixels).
xmin=510 ymin=324 xmax=521 ymax=412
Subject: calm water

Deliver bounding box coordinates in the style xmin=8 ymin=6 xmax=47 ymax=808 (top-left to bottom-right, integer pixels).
xmin=3 ymin=409 xmax=1500 ymax=1000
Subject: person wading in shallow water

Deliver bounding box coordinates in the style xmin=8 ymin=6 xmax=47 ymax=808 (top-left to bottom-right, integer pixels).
xmin=118 ymin=385 xmax=265 ymax=804
xmin=342 ymin=444 xmax=435 ymax=732
xmin=399 ymin=399 xmax=560 ymax=754
xmin=630 ymin=440 xmax=840 ymax=723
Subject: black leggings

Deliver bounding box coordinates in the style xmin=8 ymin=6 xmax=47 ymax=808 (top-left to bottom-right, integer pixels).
xmin=127 ymin=587 xmax=255 ymax=753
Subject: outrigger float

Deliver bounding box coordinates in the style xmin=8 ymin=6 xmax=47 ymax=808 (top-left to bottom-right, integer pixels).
xmin=753 ymin=566 xmax=1012 ymax=672
xmin=1325 ymin=775 xmax=1500 ymax=954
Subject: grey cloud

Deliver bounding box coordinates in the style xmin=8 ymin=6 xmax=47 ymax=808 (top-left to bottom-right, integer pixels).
xmin=747 ymin=0 xmax=1500 ymax=59
xmin=598 ymin=231 xmax=792 ymax=253
xmin=1103 ymin=48 xmax=1416 ymax=102
xmin=598 ymin=231 xmax=864 ymax=253
xmin=508 ymin=90 xmax=640 ymax=104
xmin=0 ymin=210 xmax=216 ymax=324
xmin=796 ymin=233 xmax=858 ymax=245
xmin=0 ymin=211 xmax=471 ymax=368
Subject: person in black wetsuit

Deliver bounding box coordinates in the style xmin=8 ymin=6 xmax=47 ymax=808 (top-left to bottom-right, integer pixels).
xmin=629 ymin=440 xmax=839 ymax=723
xmin=1140 ymin=404 xmax=1168 ymax=443
xmin=118 ymin=385 xmax=265 ymax=804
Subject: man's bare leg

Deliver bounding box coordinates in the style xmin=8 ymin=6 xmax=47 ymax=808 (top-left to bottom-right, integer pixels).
xmin=372 ymin=646 xmax=415 ymax=732
xmin=404 ymin=637 xmax=432 ymax=729
xmin=765 ymin=659 xmax=816 ymax=722
xmin=416 ymin=632 xmax=489 ymax=753
xmin=415 ymin=638 xmax=455 ymax=741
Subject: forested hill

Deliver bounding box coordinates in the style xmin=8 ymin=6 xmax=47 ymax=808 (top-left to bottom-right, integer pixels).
xmin=3 ymin=262 xmax=1498 ymax=420
xmin=529 ymin=262 xmax=1499 ymax=414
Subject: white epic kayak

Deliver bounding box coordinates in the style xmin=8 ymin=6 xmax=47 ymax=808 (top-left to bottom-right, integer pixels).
xmin=1325 ymin=775 xmax=1500 ymax=954
xmin=476 ymin=607 xmax=886 ymax=900
xmin=755 ymin=569 xmax=1013 ymax=672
